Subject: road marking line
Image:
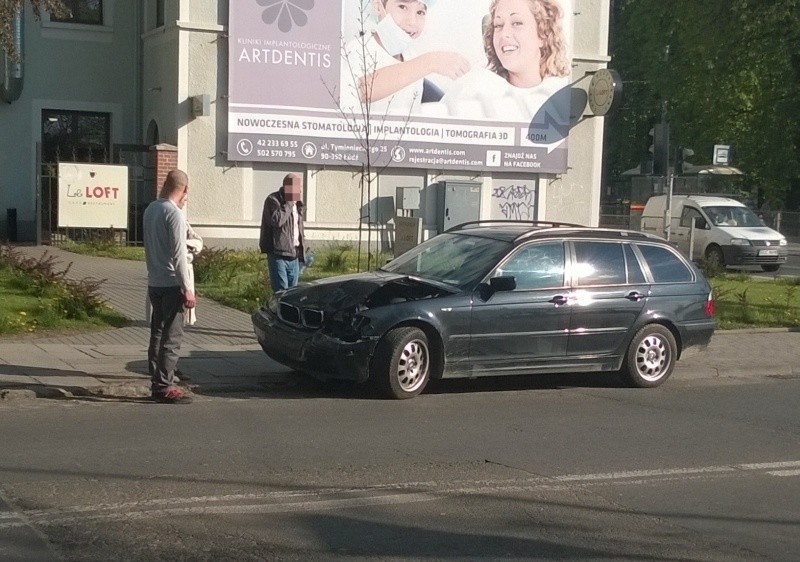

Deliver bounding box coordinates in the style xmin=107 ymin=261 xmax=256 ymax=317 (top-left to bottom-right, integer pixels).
xmin=553 ymin=465 xmax=737 ymax=482
xmin=739 ymin=461 xmax=800 ymax=470
xmin=0 ymin=492 xmax=439 ymax=529
xmin=766 ymin=469 xmax=800 ymax=477
xmin=3 ymin=459 xmax=798 ymax=530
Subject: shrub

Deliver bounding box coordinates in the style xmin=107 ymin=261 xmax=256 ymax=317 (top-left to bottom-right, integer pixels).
xmin=0 ymin=244 xmax=108 ymax=320
xmin=321 ymin=244 xmax=351 ymax=272
xmin=193 ymin=247 xmax=236 ymax=284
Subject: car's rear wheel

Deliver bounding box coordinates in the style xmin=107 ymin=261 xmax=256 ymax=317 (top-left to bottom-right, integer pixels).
xmin=372 ymin=327 xmax=430 ymax=399
xmin=621 ymin=324 xmax=677 ymax=388
xmin=761 ymin=264 xmax=780 ymax=272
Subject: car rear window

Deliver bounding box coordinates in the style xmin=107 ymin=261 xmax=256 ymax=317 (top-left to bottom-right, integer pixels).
xmin=636 ymin=244 xmax=694 ymax=283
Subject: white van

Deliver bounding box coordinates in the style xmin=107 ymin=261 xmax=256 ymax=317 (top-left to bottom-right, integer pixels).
xmin=641 ymin=195 xmax=788 ymax=272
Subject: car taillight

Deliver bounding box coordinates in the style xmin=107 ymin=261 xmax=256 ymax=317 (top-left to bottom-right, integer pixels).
xmin=704 ymin=291 xmax=714 ymax=317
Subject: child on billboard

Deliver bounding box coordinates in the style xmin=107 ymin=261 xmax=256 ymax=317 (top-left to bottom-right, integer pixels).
xmin=340 ymin=0 xmax=471 ymax=115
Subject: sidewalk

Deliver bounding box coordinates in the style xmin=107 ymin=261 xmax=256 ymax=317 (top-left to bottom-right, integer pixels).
xmin=0 ymin=245 xmax=293 ymax=401
xmin=1 ymin=246 xmax=799 ymax=402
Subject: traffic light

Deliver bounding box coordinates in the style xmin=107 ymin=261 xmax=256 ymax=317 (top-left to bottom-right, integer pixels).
xmin=652 ymin=123 xmax=669 ymax=176
xmin=675 ymin=147 xmax=694 ymax=174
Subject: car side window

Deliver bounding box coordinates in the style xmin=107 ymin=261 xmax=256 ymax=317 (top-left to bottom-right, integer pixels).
xmin=624 ymin=244 xmax=646 ymax=284
xmin=680 ymin=207 xmax=703 ymax=228
xmin=573 ymin=241 xmax=626 ymax=286
xmin=495 ymin=242 xmax=565 ymax=290
xmin=636 ymin=244 xmax=694 ymax=283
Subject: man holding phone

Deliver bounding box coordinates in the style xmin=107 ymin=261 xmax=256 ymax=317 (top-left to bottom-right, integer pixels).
xmin=259 ymin=173 xmax=306 ymax=292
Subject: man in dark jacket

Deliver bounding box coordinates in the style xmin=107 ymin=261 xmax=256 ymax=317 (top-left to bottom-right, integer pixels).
xmin=259 ymin=173 xmax=305 ymax=292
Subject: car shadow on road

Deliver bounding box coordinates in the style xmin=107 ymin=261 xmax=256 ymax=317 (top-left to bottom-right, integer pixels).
xmin=426 ymin=371 xmax=622 ymax=395
xmin=190 ymin=369 xmax=623 ymax=401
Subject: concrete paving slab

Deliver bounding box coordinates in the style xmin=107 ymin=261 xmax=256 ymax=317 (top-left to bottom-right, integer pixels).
xmin=0 ymin=374 xmax=38 ymax=385
xmin=88 ymin=345 xmax=148 ymax=357
xmin=0 ymin=348 xmax=77 ymax=371
xmin=28 ymin=344 xmax=98 ymax=362
xmin=31 ymin=375 xmax=106 ymax=387
xmin=66 ymin=364 xmax=144 ymax=376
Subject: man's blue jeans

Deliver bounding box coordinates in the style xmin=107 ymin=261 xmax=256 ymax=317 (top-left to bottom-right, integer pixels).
xmin=148 ymin=285 xmax=185 ymax=395
xmin=267 ymin=254 xmax=299 ymax=292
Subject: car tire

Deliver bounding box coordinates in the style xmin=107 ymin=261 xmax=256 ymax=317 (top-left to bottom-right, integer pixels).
xmin=761 ymin=264 xmax=780 ymax=272
xmin=372 ymin=327 xmax=430 ymax=399
xmin=621 ymin=324 xmax=677 ymax=388
xmin=705 ymin=245 xmax=725 ymax=270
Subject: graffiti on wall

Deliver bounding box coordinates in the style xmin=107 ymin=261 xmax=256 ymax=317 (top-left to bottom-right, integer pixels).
xmin=490 ymin=182 xmax=537 ymax=221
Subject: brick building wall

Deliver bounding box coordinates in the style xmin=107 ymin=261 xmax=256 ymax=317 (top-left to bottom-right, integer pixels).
xmin=151 ymin=144 xmax=178 ymax=195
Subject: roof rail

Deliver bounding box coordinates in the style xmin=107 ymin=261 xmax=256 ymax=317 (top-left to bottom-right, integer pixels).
xmin=515 ymin=226 xmax=659 ymax=243
xmin=673 ymin=192 xmax=744 ymax=200
xmin=446 ymin=219 xmax=584 ymax=232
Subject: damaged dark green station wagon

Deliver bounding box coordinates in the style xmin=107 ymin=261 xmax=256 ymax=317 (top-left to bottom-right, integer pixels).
xmin=252 ymin=221 xmax=715 ymax=399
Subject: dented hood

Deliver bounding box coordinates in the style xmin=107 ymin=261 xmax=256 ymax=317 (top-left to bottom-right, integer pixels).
xmin=279 ymin=271 xmax=454 ymax=312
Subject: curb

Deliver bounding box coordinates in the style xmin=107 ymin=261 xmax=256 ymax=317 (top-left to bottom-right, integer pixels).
xmin=0 ymin=374 xmax=299 ymax=402
xmin=0 ymin=388 xmax=39 ymax=402
xmin=0 ymin=383 xmax=146 ymax=401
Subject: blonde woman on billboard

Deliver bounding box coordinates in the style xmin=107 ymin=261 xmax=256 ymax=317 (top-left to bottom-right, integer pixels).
xmin=340 ymin=0 xmax=470 ymax=115
xmin=485 ymin=0 xmax=569 ymax=89
xmin=438 ymin=0 xmax=570 ymax=122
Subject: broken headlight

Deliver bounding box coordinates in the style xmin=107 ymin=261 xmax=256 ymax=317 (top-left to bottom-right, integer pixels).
xmin=267 ymin=295 xmax=278 ymax=315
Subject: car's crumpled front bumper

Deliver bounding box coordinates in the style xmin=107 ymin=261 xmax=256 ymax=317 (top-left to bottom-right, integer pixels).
xmin=251 ymin=307 xmax=376 ymax=383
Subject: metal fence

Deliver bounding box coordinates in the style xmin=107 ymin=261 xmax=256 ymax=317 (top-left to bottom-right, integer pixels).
xmin=37 ymin=144 xmax=155 ymax=246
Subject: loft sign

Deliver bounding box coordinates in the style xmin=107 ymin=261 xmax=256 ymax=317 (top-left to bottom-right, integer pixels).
xmin=58 ymin=163 xmax=129 ymax=229
xmin=85 ymin=186 xmax=122 ymax=199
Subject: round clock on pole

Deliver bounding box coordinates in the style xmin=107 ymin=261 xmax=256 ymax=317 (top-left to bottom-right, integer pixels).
xmin=588 ymin=68 xmax=622 ymax=116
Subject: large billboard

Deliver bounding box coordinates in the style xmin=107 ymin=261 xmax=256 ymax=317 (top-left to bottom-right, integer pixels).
xmin=227 ymin=0 xmax=573 ymax=173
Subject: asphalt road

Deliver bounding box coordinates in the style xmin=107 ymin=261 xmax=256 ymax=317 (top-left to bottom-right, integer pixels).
xmin=1 ymin=374 xmax=799 ymax=561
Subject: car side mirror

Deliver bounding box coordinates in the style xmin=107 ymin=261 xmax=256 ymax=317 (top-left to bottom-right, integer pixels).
xmin=694 ymin=218 xmax=707 ymax=230
xmin=489 ymin=276 xmax=516 ymax=292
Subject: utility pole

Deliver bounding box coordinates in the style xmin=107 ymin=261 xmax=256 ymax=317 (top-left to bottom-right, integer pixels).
xmin=660 ymin=45 xmax=672 ymax=241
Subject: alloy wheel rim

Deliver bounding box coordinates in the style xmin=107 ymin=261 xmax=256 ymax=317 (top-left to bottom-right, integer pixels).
xmin=634 ymin=334 xmax=670 ymax=382
xmin=397 ymin=340 xmax=429 ymax=392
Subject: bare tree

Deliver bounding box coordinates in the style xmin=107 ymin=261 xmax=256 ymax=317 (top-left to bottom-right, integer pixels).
xmin=1 ymin=1 xmax=69 ymax=60
xmin=322 ymin=3 xmax=419 ymax=271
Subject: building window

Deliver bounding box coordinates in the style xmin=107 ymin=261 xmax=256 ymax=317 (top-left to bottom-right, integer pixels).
xmin=156 ymin=0 xmax=165 ymax=27
xmin=42 ymin=109 xmax=111 ymax=163
xmin=50 ymin=0 xmax=104 ymax=26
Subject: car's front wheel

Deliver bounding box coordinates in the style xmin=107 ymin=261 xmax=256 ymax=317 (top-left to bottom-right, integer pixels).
xmin=372 ymin=327 xmax=431 ymax=399
xmin=705 ymin=245 xmax=725 ymax=270
xmin=621 ymin=324 xmax=677 ymax=388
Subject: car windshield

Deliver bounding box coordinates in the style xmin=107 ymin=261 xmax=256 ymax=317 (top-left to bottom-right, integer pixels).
xmin=704 ymin=205 xmax=764 ymax=227
xmin=382 ymin=233 xmax=511 ymax=288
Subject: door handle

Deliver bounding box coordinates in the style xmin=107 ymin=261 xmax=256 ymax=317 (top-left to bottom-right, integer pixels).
xmin=625 ymin=291 xmax=645 ymax=301
xmin=549 ymin=295 xmax=568 ymax=306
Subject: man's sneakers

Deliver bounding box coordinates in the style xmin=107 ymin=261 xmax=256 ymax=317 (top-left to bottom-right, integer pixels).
xmin=152 ymin=386 xmax=193 ymax=404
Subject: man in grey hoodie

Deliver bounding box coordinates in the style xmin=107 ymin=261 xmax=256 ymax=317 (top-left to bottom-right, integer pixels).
xmin=143 ymin=169 xmax=196 ymax=404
